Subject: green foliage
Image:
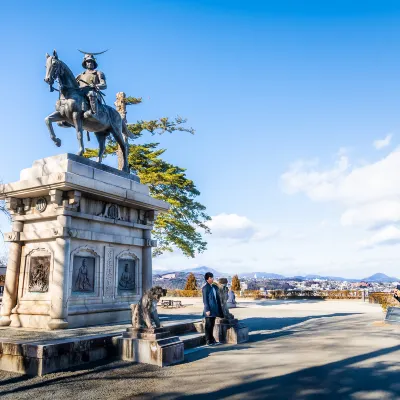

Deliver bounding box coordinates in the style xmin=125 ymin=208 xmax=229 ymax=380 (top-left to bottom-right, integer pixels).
xmin=124 ymin=96 xmax=142 ymax=105
xmin=184 ymin=273 xmax=198 ymax=290
xmin=85 ymin=98 xmax=210 ymax=258
xmin=128 ymin=142 xmax=210 ymax=257
xmin=231 ymin=275 xmax=241 ymax=291
xmin=126 ymin=116 xmax=195 ymax=140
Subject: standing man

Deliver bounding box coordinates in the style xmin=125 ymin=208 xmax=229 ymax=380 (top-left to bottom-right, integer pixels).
xmin=202 ymin=272 xmax=223 ymax=346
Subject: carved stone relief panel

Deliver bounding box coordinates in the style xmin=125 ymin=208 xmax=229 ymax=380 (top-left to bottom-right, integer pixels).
xmin=98 ymin=202 xmax=130 ymax=221
xmin=72 ymin=256 xmax=95 ymax=293
xmin=104 ymin=247 xmax=114 ymax=297
xmin=29 ymin=256 xmax=51 ymax=292
xmin=35 ymin=197 xmax=47 ymax=213
xmin=117 ymin=259 xmax=136 ymax=295
xmin=79 ymin=198 xmax=131 ymax=222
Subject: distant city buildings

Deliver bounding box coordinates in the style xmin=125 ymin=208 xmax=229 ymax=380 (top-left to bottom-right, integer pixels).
xmin=152 ymin=268 xmax=399 ymax=293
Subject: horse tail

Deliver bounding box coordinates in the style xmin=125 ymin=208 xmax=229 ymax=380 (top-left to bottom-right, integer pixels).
xmin=122 ymin=119 xmax=135 ymax=140
xmin=107 ymin=106 xmax=134 ymax=140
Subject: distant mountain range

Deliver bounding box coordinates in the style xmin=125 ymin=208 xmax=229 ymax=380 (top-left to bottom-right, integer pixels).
xmin=153 ymin=266 xmax=223 ymax=277
xmin=292 ymin=274 xmax=359 ymax=282
xmin=153 ymin=267 xmax=400 ymax=282
xmin=362 ymin=273 xmax=400 ymax=283
xmin=238 ymin=272 xmax=286 ymax=279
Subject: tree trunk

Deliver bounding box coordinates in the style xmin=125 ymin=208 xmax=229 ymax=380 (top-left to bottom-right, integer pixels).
xmin=115 ymin=92 xmax=127 ymax=171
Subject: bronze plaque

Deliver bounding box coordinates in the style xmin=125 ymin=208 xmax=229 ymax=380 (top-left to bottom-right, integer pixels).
xmin=29 ymin=256 xmax=51 ymax=292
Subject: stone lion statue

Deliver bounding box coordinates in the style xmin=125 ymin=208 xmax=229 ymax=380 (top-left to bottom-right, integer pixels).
xmin=131 ymin=286 xmax=167 ymax=329
xmin=218 ymin=278 xmax=235 ymax=320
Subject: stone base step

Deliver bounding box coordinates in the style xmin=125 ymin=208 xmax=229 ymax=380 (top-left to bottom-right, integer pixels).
xmin=0 ymin=319 xmax=204 ymax=376
xmin=163 ymin=319 xmax=203 ymax=336
xmin=179 ymin=332 xmax=206 ymax=350
xmin=0 ymin=318 xmax=247 ymax=375
xmin=0 ymin=333 xmax=121 ymax=376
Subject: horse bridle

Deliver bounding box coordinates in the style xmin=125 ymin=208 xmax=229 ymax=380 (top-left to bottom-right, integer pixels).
xmin=48 ymin=59 xmax=77 ymax=93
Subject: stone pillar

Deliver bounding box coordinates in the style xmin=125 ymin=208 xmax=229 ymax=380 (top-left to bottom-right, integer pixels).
xmin=0 ymin=221 xmax=23 ymax=326
xmin=48 ymin=220 xmax=70 ymax=329
xmin=142 ymin=230 xmax=153 ymax=293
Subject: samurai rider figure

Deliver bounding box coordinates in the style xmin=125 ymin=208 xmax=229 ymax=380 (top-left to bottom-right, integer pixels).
xmin=76 ymin=53 xmax=107 ymax=117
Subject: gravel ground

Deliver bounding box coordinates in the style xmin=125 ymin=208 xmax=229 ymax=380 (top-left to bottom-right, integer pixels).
xmin=0 ymin=300 xmax=399 ymax=400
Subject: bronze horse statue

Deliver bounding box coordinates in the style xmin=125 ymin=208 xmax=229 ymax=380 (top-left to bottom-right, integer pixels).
xmin=44 ymin=50 xmax=133 ymax=172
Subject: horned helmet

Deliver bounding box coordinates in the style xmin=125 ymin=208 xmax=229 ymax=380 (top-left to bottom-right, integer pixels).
xmin=82 ymin=54 xmax=98 ymax=69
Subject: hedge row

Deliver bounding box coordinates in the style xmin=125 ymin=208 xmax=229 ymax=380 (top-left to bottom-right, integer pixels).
xmin=164 ymin=289 xmax=366 ymax=300
xmin=166 ymin=289 xmax=202 ymax=297
xmin=368 ymin=292 xmax=398 ymax=311
xmin=256 ymin=290 xmax=363 ymax=300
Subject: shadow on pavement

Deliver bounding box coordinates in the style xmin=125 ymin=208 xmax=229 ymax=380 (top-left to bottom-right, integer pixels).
xmin=244 ymin=312 xmax=361 ymax=342
xmin=158 ymin=313 xmax=203 ymax=321
xmin=238 ymin=299 xmax=327 ymax=307
xmin=0 ymin=312 xmax=381 ymax=400
xmin=170 ymin=344 xmax=400 ymax=400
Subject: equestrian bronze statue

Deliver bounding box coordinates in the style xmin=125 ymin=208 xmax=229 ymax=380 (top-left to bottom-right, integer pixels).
xmin=44 ymin=50 xmax=133 ymax=172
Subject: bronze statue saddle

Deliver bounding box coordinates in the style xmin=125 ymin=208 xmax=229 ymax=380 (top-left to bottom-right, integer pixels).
xmin=56 ymin=98 xmax=109 ymax=129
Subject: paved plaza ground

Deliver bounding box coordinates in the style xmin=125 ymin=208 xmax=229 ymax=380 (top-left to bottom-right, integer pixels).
xmin=0 ymin=299 xmax=399 ymax=399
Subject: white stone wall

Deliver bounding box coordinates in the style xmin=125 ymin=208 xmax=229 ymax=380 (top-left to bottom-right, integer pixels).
xmin=0 ymin=154 xmax=169 ymax=330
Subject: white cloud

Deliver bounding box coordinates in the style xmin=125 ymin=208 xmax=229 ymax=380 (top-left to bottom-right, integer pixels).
xmin=207 ymin=213 xmax=278 ymax=241
xmin=281 ymin=154 xmax=350 ymax=201
xmin=281 ymin=148 xmax=400 ymax=205
xmin=341 ymin=200 xmax=400 ymax=229
xmin=373 ymin=133 xmax=393 ymax=150
xmin=320 ymin=219 xmax=337 ymax=228
xmin=253 ymin=229 xmax=280 ymax=241
xmin=282 ymin=146 xmax=400 ymax=248
xmin=208 ymin=213 xmax=257 ymax=239
xmin=358 ymin=225 xmax=400 ymax=249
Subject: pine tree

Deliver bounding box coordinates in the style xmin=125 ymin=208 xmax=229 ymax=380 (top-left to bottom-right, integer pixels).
xmin=184 ymin=273 xmax=198 ymax=291
xmin=231 ymin=275 xmax=241 ymax=291
xmin=85 ymin=94 xmax=210 ymax=258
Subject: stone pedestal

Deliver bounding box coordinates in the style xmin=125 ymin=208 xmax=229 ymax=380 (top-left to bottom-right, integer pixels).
xmin=214 ymin=317 xmax=249 ymax=344
xmin=119 ymin=327 xmax=184 ymax=367
xmin=385 ymin=307 xmax=400 ymax=324
xmin=0 ymin=154 xmax=169 ymax=330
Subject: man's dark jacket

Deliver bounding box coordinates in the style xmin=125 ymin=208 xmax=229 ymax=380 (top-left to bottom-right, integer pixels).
xmin=202 ymin=283 xmax=223 ymax=318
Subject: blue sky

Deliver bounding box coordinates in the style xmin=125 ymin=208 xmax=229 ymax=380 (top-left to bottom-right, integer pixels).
xmin=2 ymin=1 xmax=400 ymax=278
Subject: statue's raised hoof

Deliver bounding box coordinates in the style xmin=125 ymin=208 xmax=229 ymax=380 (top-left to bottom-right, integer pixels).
xmin=55 ymin=138 xmax=61 ymax=147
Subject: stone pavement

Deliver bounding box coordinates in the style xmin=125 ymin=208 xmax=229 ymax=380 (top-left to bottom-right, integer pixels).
xmin=0 ymin=300 xmax=399 ymax=400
